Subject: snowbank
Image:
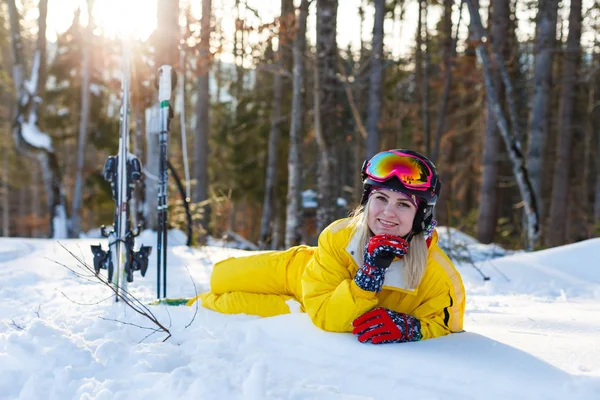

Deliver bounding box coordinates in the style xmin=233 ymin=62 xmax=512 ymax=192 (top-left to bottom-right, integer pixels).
xmin=0 ymin=234 xmax=599 ymax=399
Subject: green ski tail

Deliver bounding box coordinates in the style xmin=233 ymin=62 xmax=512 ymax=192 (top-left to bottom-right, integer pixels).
xmin=150 ymin=298 xmax=190 ymax=306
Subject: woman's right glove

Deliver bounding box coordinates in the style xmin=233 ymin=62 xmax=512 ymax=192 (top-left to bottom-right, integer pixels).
xmin=353 ymin=234 xmax=409 ymax=292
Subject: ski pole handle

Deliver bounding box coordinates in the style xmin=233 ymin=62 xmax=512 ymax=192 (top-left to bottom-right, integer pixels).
xmin=158 ymin=65 xmax=177 ymax=102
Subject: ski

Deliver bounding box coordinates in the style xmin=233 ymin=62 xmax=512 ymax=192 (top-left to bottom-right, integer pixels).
xmin=91 ymin=42 xmax=151 ymax=301
xmin=112 ymin=42 xmax=132 ymax=300
xmin=156 ymin=65 xmax=176 ymax=299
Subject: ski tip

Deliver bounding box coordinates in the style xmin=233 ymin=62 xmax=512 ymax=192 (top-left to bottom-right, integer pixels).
xmin=157 ymin=65 xmax=177 ymax=102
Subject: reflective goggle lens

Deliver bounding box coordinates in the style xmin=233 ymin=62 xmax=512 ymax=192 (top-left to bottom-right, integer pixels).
xmin=365 ymin=151 xmax=432 ymax=189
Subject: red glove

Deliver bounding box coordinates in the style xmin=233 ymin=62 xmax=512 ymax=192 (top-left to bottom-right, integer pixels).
xmin=352 ymin=307 xmax=422 ymax=344
xmin=365 ymin=234 xmax=409 ymax=268
xmin=354 ymin=235 xmax=409 ymax=292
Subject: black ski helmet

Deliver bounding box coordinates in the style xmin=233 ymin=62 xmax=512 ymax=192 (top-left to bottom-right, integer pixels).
xmin=361 ymin=149 xmax=441 ymax=235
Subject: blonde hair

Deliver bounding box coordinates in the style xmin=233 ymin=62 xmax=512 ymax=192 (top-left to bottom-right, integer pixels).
xmin=348 ymin=197 xmax=428 ymax=289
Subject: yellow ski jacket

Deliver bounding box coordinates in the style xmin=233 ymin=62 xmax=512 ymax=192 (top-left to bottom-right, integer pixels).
xmin=191 ymin=218 xmax=465 ymax=340
xmin=302 ymin=219 xmax=465 ymax=339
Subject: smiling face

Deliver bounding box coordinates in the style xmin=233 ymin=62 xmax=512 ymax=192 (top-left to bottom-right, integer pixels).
xmin=366 ymin=188 xmax=418 ymax=237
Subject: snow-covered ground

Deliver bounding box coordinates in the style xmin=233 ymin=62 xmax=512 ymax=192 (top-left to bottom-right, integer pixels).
xmin=1 ymin=230 xmax=599 ymax=399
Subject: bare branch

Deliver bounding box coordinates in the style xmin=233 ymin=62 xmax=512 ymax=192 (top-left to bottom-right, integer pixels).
xmin=57 ymin=290 xmax=113 ymax=306
xmin=98 ymin=317 xmax=161 ymax=332
xmin=184 ymin=265 xmax=199 ymax=329
xmin=11 ymin=319 xmax=25 ymax=331
xmin=56 ymin=243 xmax=171 ymax=341
xmin=138 ymin=329 xmax=161 ymax=344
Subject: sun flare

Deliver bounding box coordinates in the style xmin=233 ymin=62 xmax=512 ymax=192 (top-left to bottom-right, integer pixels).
xmin=92 ymin=0 xmax=158 ymax=39
xmin=48 ymin=0 xmax=158 ymax=40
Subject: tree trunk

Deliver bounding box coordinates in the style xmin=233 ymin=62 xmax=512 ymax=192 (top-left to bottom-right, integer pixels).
xmin=476 ymin=0 xmax=509 ymax=244
xmin=315 ymin=0 xmax=340 ymax=233
xmin=36 ymin=0 xmax=48 ymax=102
xmin=1 ymin=168 xmax=7 ymax=236
xmin=547 ymin=0 xmax=582 ymax=247
xmin=260 ymin=0 xmax=293 ymax=248
xmin=1 ymin=15 xmax=11 ymax=237
xmin=365 ymin=0 xmax=384 ymax=158
xmin=1 ymin=136 xmax=7 ymax=236
xmin=1 ymin=139 xmax=8 ymax=237
xmin=477 ymin=106 xmax=503 ymax=243
xmin=285 ymin=0 xmax=310 ymax=248
xmin=231 ymin=0 xmax=245 ymax=233
xmin=70 ymin=0 xmax=93 ymax=237
xmin=31 ymin=164 xmax=40 ymax=237
xmin=18 ymin=178 xmax=28 ymax=236
xmin=414 ymin=0 xmax=424 ymax=150
xmin=527 ymin=0 xmax=559 ymax=224
xmin=594 ymin=48 xmax=600 ymax=225
xmin=271 ymin=198 xmax=284 ymax=249
xmin=7 ymin=0 xmax=25 ymax=93
xmin=595 ymin=118 xmax=600 ymax=224
xmin=7 ymin=0 xmax=68 ymax=238
xmin=432 ymin=0 xmax=461 ymax=164
xmin=234 ymin=0 xmax=246 ymax=116
xmin=466 ymin=0 xmax=540 ymax=248
xmin=193 ymin=0 xmax=212 ymax=243
xmin=259 ymin=53 xmax=283 ymax=248
xmin=421 ymin=0 xmax=431 ymax=154
xmin=353 ymin=2 xmax=367 ymax=202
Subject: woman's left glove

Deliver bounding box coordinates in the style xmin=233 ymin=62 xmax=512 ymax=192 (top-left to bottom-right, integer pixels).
xmin=352 ymin=307 xmax=422 ymax=344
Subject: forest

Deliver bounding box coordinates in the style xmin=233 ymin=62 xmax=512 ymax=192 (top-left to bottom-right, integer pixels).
xmin=0 ymin=0 xmax=599 ymax=251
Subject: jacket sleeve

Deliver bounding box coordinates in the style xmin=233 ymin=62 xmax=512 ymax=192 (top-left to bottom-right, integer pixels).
xmin=301 ymin=224 xmax=378 ymax=332
xmin=410 ymin=249 xmax=465 ymax=340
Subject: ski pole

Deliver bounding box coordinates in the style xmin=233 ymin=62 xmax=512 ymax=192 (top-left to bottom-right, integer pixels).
xmin=157 ymin=65 xmax=176 ymax=299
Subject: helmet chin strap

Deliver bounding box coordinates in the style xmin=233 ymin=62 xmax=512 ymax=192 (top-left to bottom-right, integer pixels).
xmin=404 ymin=231 xmax=415 ymax=243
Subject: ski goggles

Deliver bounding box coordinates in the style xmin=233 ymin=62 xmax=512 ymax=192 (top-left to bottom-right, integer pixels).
xmin=363 ymin=150 xmax=434 ymax=191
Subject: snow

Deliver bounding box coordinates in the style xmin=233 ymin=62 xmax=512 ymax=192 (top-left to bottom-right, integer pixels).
xmin=23 ymin=51 xmax=40 ymax=99
xmin=436 ymin=226 xmax=508 ymax=262
xmin=20 ymin=121 xmax=53 ymax=151
xmin=1 ymin=232 xmax=599 ymax=399
xmin=207 ymin=231 xmax=259 ymax=250
xmin=300 ymin=190 xmax=349 ymax=209
xmin=302 ymin=189 xmax=318 ymax=209
xmin=89 ymin=83 xmax=101 ymax=97
xmin=57 ymin=108 xmax=70 ymax=116
xmin=52 ymin=205 xmax=69 ymax=239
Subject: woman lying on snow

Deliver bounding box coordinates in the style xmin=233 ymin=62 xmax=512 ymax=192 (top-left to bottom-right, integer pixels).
xmin=187 ymin=149 xmax=465 ymax=344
